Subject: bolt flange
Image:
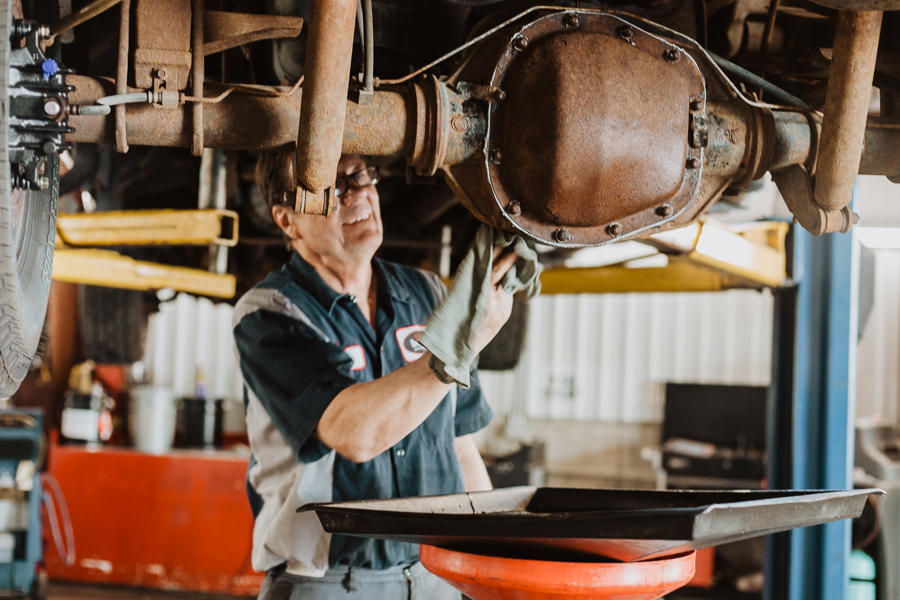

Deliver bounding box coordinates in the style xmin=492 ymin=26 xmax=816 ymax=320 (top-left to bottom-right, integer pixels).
xmin=655 ymin=204 xmax=674 ymax=217
xmin=554 ymin=228 xmax=573 ymax=243
xmin=606 ymin=223 xmax=623 ymax=237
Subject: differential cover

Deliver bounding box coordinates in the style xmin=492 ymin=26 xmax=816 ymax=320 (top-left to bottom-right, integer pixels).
xmin=485 ymin=11 xmax=705 ymax=246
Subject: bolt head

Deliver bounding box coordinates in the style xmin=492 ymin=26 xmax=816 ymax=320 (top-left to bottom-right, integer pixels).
xmin=690 ymin=98 xmax=703 ymax=111
xmin=554 ymin=228 xmax=573 ymax=243
xmin=617 ymin=25 xmax=634 ymax=41
xmin=513 ymin=36 xmax=529 ymax=51
xmin=42 ymin=98 xmax=61 ymax=117
xmin=664 ymin=48 xmax=680 ymax=62
xmin=493 ymin=88 xmax=507 ymax=102
xmin=686 ymin=157 xmax=700 ymax=169
xmin=155 ymin=68 xmax=168 ymax=79
xmin=451 ymin=114 xmax=469 ymax=133
xmin=38 ymin=176 xmax=50 ymax=191
xmin=41 ymin=141 xmax=58 ymax=155
xmin=506 ymin=201 xmax=521 ymax=216
xmin=564 ymin=13 xmax=580 ymax=29
xmin=490 ymin=148 xmax=503 ymax=164
xmin=655 ymin=204 xmax=674 ymax=218
xmin=606 ymin=223 xmax=623 ymax=237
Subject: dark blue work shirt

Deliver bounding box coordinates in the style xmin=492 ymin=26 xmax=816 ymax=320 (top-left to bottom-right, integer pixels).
xmin=233 ymin=251 xmax=492 ymax=574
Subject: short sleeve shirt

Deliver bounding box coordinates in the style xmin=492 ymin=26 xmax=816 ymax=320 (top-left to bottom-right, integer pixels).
xmin=233 ymin=251 xmax=492 ymax=574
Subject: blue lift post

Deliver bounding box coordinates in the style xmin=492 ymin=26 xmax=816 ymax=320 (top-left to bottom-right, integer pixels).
xmin=766 ymin=192 xmax=860 ymax=600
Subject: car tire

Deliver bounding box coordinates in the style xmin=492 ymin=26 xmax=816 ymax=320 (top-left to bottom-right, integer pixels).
xmin=78 ymin=285 xmax=151 ymax=364
xmin=0 ymin=0 xmax=59 ymax=397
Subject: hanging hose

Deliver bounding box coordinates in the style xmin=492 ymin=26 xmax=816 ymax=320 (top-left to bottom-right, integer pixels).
xmin=41 ymin=473 xmax=75 ymax=567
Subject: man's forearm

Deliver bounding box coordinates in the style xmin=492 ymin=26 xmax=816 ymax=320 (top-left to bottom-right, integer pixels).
xmin=315 ymin=352 xmax=452 ymax=462
xmin=454 ymin=435 xmax=492 ymax=492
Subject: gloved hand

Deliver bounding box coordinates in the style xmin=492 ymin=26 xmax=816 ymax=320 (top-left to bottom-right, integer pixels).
xmin=419 ymin=224 xmax=541 ymax=388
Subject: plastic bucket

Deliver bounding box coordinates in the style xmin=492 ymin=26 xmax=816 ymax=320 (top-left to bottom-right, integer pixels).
xmin=128 ymin=386 xmax=176 ymax=454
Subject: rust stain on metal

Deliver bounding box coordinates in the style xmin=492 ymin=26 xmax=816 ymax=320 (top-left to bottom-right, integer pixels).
xmin=482 ymin=11 xmax=705 ymax=246
xmin=134 ymin=0 xmax=192 ymax=91
xmin=203 ymin=11 xmax=303 ymax=56
xmin=814 ymin=9 xmax=882 ymax=212
xmin=191 ymin=0 xmax=204 ymax=156
xmin=295 ymin=0 xmax=357 ymax=213
xmin=114 ymin=0 xmax=130 ymax=153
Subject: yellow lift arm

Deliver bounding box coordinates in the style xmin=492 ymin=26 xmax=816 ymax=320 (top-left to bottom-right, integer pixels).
xmin=52 ymin=209 xmax=237 ymax=299
xmin=540 ymin=220 xmax=789 ymax=295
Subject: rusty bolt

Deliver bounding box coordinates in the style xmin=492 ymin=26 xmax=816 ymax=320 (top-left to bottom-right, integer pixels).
xmin=155 ymin=68 xmax=168 ymax=79
xmin=554 ymin=228 xmax=573 ymax=243
xmin=663 ymin=48 xmax=680 ymax=62
xmin=506 ymin=201 xmax=522 ymax=216
xmin=42 ymin=98 xmax=61 ymax=117
xmin=490 ymin=148 xmax=503 ymax=164
xmin=38 ymin=176 xmax=50 ymax=191
xmin=617 ymin=25 xmax=634 ymax=41
xmin=564 ymin=13 xmax=580 ymax=29
xmin=451 ymin=114 xmax=469 ymax=133
xmin=513 ymin=36 xmax=529 ymax=51
xmin=690 ymin=97 xmax=703 ymax=111
xmin=655 ymin=204 xmax=674 ymax=218
xmin=686 ymin=157 xmax=700 ymax=169
xmin=606 ymin=223 xmax=623 ymax=237
xmin=493 ymin=88 xmax=507 ymax=102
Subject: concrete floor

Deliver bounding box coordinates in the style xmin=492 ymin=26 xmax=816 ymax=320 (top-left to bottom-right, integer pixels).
xmin=47 ymin=583 xmax=251 ymax=599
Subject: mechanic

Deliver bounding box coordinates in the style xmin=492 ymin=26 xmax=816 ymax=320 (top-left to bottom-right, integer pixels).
xmin=233 ymin=149 xmax=518 ymax=600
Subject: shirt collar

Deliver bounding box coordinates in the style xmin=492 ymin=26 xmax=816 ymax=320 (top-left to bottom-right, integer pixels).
xmin=287 ymin=252 xmax=411 ymax=314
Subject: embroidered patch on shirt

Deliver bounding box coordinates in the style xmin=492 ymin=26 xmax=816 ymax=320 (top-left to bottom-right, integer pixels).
xmin=344 ymin=344 xmax=366 ymax=371
xmin=395 ymin=325 xmax=426 ymax=363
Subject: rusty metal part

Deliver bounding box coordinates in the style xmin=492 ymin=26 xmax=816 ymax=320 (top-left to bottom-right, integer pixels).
xmin=774 ymin=165 xmax=857 ymax=235
xmin=134 ymin=0 xmax=192 ymax=91
xmin=191 ymin=0 xmax=203 ymax=156
xmin=294 ymin=0 xmax=357 ymax=217
xmin=115 ymin=0 xmax=130 ymax=153
xmin=807 ymin=0 xmax=900 ymax=9
xmin=411 ymin=75 xmax=449 ymax=176
xmin=761 ymin=0 xmax=780 ymax=54
xmin=813 ymin=10 xmax=882 ymax=213
xmin=64 ymin=5 xmax=900 ymax=245
xmin=49 ymin=0 xmax=122 ymax=37
xmin=482 ymin=11 xmax=705 ymax=246
xmin=860 ymin=122 xmax=900 ymax=179
xmin=203 ymin=11 xmax=303 ymax=56
xmin=66 ymin=76 xmax=410 ymax=155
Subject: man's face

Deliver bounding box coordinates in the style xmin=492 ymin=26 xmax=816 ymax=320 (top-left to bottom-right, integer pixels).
xmin=276 ymin=155 xmax=383 ymax=264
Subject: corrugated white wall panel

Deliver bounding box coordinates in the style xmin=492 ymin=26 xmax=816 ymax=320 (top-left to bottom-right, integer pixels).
xmin=857 ymin=249 xmax=900 ymax=424
xmin=479 ymin=290 xmax=775 ymax=424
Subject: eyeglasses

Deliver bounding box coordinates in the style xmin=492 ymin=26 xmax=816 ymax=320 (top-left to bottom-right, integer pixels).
xmin=277 ymin=166 xmax=379 ymax=206
xmin=335 ymin=166 xmax=378 ymax=198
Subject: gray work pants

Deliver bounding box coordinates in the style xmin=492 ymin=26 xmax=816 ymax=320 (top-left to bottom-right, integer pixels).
xmin=257 ymin=561 xmax=461 ymax=600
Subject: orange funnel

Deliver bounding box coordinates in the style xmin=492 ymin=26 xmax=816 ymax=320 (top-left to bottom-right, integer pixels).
xmin=420 ymin=545 xmax=696 ymax=600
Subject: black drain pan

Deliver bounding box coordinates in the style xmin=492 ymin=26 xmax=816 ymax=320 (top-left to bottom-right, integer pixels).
xmin=300 ymin=486 xmax=880 ymax=562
